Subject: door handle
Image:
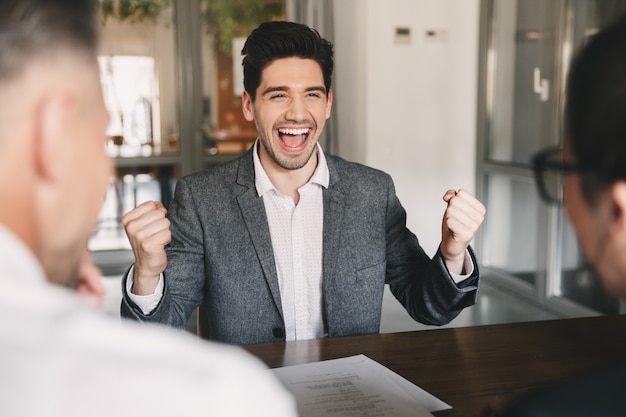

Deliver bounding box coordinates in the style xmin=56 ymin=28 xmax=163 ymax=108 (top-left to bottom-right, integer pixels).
xmin=533 ymin=68 xmax=550 ymax=102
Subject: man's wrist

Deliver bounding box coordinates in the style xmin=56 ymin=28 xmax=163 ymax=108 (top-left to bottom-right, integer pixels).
xmin=131 ymin=269 xmax=161 ymax=295
xmin=442 ymin=250 xmax=465 ymax=274
xmin=125 ymin=266 xmax=164 ymax=314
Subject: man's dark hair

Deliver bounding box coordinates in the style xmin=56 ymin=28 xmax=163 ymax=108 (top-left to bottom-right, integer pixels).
xmin=565 ymin=12 xmax=626 ymax=202
xmin=0 ymin=0 xmax=99 ymax=81
xmin=241 ymin=21 xmax=334 ymax=101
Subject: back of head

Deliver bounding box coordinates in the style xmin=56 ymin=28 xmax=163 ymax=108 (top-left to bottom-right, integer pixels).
xmin=0 ymin=0 xmax=106 ymax=280
xmin=241 ymin=21 xmax=334 ymax=100
xmin=0 ymin=0 xmax=99 ymax=83
xmin=566 ymin=12 xmax=626 ymax=201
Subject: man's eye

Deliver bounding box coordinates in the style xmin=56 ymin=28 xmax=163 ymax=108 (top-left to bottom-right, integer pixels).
xmin=270 ymin=94 xmax=286 ymax=99
xmin=308 ymin=93 xmax=326 ymax=100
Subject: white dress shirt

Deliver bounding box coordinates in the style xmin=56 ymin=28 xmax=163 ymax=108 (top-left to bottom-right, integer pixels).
xmin=0 ymin=224 xmax=296 ymax=417
xmin=253 ymin=142 xmax=328 ymax=341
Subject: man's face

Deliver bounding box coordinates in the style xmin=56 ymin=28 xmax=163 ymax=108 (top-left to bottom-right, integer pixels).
xmin=563 ymin=146 xmax=626 ymax=297
xmin=71 ymin=64 xmax=112 ymax=241
xmin=242 ymin=57 xmax=332 ymax=173
xmin=45 ymin=60 xmax=113 ymax=286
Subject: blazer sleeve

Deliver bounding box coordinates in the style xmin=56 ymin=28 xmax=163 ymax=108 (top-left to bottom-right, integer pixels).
xmin=121 ymin=177 xmax=205 ymax=330
xmin=384 ymin=178 xmax=479 ymax=326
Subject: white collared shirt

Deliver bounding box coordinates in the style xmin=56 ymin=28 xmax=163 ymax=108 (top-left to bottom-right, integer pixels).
xmin=0 ymin=224 xmax=297 ymax=417
xmin=253 ymin=141 xmax=328 ymax=341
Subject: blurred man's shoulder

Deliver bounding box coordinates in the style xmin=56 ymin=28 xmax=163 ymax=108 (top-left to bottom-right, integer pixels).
xmin=500 ymin=360 xmax=626 ymax=417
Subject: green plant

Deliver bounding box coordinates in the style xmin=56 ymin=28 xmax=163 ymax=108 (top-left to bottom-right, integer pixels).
xmin=202 ymin=0 xmax=284 ymax=52
xmin=101 ymin=0 xmax=170 ymax=24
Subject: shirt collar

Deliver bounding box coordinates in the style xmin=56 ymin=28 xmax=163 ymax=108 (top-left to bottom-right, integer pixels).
xmin=0 ymin=223 xmax=47 ymax=286
xmin=253 ymin=140 xmax=330 ymax=197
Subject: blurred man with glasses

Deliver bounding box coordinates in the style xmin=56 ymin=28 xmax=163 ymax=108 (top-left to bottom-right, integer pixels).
xmin=499 ymin=11 xmax=626 ymax=417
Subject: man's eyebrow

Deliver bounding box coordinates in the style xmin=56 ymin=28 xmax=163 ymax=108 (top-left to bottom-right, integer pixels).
xmin=261 ymin=86 xmax=327 ymax=96
xmin=306 ymin=86 xmax=327 ymax=94
xmin=261 ymin=86 xmax=288 ymax=96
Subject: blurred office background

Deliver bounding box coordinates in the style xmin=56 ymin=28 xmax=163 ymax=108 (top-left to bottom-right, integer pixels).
xmin=93 ymin=0 xmax=626 ymax=333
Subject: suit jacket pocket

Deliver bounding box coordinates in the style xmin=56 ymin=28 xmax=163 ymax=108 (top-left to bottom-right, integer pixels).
xmin=354 ymin=260 xmax=386 ymax=285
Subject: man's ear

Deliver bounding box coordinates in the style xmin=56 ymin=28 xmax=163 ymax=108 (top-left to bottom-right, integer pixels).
xmin=325 ymin=89 xmax=333 ymax=120
xmin=34 ymin=92 xmax=76 ymax=181
xmin=609 ymin=181 xmax=626 ymax=231
xmin=241 ymin=90 xmax=255 ymax=122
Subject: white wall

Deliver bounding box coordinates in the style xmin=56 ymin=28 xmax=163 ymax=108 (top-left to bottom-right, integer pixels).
xmin=334 ymin=0 xmax=480 ymax=256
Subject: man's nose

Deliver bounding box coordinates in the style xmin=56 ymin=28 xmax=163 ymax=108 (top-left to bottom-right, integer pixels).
xmin=284 ymin=96 xmax=306 ymax=121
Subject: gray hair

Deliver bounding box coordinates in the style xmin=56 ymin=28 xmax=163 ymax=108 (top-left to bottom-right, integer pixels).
xmin=0 ymin=0 xmax=100 ymax=80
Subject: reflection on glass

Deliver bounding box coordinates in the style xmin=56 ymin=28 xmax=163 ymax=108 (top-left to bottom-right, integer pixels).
xmin=91 ymin=1 xmax=178 ymax=253
xmin=99 ymin=2 xmax=178 ymax=157
xmin=201 ymin=0 xmax=285 ymax=155
xmin=488 ymin=0 xmax=557 ymax=165
xmin=483 ymin=173 xmax=539 ymax=285
xmin=100 ymin=56 xmax=158 ymax=157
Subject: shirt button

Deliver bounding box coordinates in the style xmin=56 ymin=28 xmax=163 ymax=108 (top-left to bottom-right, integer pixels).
xmin=273 ymin=327 xmax=285 ymax=338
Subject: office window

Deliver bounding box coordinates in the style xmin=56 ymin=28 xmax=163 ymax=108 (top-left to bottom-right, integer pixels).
xmin=99 ymin=56 xmax=160 ymax=157
xmin=476 ymin=0 xmax=626 ymax=316
xmin=90 ymin=2 xmax=179 ymax=262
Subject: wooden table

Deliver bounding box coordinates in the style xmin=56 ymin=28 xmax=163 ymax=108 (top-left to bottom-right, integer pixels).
xmin=243 ymin=315 xmax=626 ymax=417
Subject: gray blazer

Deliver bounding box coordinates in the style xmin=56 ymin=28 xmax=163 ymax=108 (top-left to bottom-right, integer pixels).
xmin=121 ymin=149 xmax=479 ymax=344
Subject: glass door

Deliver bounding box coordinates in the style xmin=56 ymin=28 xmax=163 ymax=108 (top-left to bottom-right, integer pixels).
xmin=92 ymin=1 xmax=182 ymax=274
xmin=478 ymin=0 xmax=563 ymax=299
xmin=476 ymin=0 xmax=626 ymax=316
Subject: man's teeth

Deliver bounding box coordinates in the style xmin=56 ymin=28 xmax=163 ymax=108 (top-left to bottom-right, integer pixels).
xmin=278 ymin=128 xmax=309 ymax=135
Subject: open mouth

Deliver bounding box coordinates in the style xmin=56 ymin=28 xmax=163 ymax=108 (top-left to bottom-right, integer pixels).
xmin=277 ymin=127 xmax=311 ymax=150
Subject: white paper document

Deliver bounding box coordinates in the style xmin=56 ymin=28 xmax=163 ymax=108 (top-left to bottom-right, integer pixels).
xmin=271 ymin=354 xmax=451 ymax=417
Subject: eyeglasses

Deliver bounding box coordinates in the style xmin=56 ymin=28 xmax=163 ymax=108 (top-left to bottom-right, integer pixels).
xmin=531 ymin=146 xmax=583 ymax=205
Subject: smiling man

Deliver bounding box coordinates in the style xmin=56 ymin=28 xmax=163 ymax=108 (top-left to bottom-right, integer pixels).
xmin=121 ymin=21 xmax=486 ymax=345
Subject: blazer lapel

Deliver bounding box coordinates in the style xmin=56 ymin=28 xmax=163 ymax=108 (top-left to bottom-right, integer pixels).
xmin=235 ymin=150 xmax=284 ymax=319
xmin=322 ymin=156 xmax=346 ymax=294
